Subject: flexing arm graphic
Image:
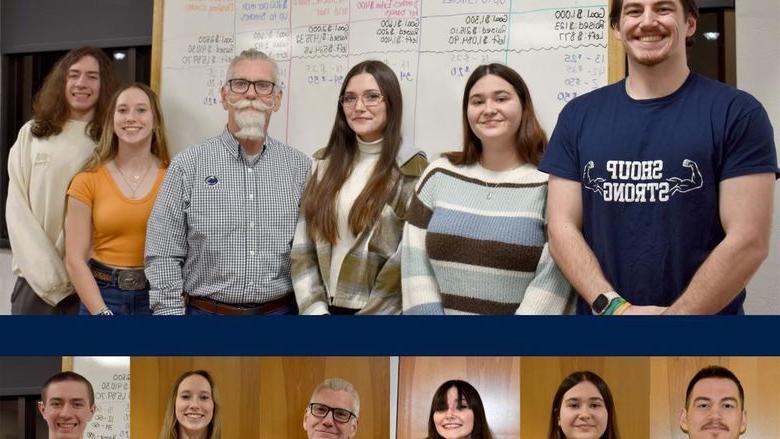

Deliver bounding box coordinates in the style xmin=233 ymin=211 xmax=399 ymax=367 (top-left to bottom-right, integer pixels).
xmin=582 ymin=161 xmax=606 ymax=195
xmin=666 ymin=159 xmax=703 ymax=195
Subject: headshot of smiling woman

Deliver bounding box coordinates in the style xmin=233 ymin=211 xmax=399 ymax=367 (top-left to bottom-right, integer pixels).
xmin=160 ymin=370 xmax=222 ymax=439
xmin=401 ymin=63 xmax=573 ymax=315
xmin=292 ymin=59 xmax=427 ymax=315
xmin=548 ymin=371 xmax=620 ymax=439
xmin=427 ymin=380 xmax=494 ymax=439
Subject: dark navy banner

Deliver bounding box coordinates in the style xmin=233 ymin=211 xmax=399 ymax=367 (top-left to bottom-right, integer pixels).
xmin=1 ymin=316 xmax=775 ymax=356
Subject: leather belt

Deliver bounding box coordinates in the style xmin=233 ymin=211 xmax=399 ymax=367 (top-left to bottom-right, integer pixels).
xmin=184 ymin=293 xmax=297 ymax=316
xmin=89 ymin=259 xmax=148 ymax=291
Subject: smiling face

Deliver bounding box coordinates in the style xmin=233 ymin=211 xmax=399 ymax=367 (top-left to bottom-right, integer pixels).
xmin=342 ymin=72 xmax=387 ymax=143
xmin=303 ymin=388 xmax=358 ymax=439
xmin=680 ymin=378 xmax=746 ymax=439
xmin=113 ymin=87 xmax=154 ymax=147
xmin=175 ymin=374 xmax=214 ymax=437
xmin=65 ymin=55 xmax=101 ymax=121
xmin=614 ymin=0 xmax=696 ymax=67
xmin=38 ymin=380 xmax=95 ymax=439
xmin=558 ymin=381 xmax=608 ymax=439
xmin=432 ymin=386 xmax=475 ymax=439
xmin=466 ymin=73 xmax=523 ymax=149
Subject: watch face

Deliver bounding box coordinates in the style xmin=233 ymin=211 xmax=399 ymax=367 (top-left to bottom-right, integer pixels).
xmin=592 ymin=294 xmax=609 ymax=313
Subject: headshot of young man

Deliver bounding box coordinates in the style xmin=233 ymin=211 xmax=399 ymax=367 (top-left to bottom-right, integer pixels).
xmin=680 ymin=365 xmax=747 ymax=439
xmin=38 ymin=371 xmax=97 ymax=439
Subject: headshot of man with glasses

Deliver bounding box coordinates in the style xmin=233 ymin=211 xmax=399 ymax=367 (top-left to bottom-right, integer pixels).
xmin=146 ymin=48 xmax=311 ymax=316
xmin=303 ymin=378 xmax=360 ymax=439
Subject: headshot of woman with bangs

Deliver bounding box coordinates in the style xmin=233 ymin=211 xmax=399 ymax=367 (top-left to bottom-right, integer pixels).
xmin=427 ymin=380 xmax=494 ymax=439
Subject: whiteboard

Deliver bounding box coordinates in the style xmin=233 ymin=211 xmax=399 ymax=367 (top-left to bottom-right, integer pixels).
xmin=72 ymin=357 xmax=130 ymax=439
xmin=160 ymin=0 xmax=608 ymax=158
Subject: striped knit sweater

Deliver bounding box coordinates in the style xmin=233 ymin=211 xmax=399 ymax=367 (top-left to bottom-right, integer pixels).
xmin=401 ymin=158 xmax=574 ymax=315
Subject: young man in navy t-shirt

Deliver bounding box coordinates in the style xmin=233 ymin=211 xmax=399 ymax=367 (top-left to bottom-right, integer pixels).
xmin=540 ymin=0 xmax=779 ymax=315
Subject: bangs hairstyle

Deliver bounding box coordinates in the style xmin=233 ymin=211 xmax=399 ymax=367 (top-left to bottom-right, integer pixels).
xmin=81 ymin=83 xmax=171 ymax=172
xmin=548 ymin=371 xmax=620 ymax=439
xmin=445 ymin=63 xmax=546 ymax=167
xmin=685 ymin=365 xmax=744 ymax=409
xmin=31 ymin=47 xmax=119 ymax=141
xmin=427 ymin=380 xmax=494 ymax=439
xmin=159 ymin=370 xmax=222 ymax=439
xmin=41 ymin=371 xmax=95 ymax=407
xmin=609 ymin=0 xmax=699 ymax=46
xmin=302 ymin=60 xmax=403 ymax=244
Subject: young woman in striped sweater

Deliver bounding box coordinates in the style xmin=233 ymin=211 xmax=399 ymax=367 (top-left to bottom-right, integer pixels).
xmin=401 ymin=64 xmax=573 ymax=315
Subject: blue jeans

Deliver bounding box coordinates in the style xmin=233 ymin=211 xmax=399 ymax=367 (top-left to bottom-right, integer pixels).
xmin=79 ymin=280 xmax=151 ymax=316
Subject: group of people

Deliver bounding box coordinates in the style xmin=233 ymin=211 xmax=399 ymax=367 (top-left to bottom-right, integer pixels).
xmin=7 ymin=0 xmax=778 ymax=316
xmin=425 ymin=365 xmax=747 ymax=439
xmin=37 ymin=365 xmax=748 ymax=439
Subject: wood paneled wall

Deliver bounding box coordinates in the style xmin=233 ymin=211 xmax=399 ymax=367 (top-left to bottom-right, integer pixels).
xmin=650 ymin=357 xmax=780 ymax=439
xmin=520 ymin=357 xmax=650 ymax=439
xmin=397 ymin=357 xmax=521 ymax=439
xmin=131 ymin=357 xmax=388 ymax=439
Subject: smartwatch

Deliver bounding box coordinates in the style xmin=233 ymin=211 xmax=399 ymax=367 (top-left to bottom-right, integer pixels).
xmin=591 ymin=291 xmax=622 ymax=315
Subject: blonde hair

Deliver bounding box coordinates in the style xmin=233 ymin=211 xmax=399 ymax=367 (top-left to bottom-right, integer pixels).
xmin=81 ymin=82 xmax=170 ymax=172
xmin=159 ymin=370 xmax=222 ymax=439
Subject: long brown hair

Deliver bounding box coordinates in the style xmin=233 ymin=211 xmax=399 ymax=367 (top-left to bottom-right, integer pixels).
xmin=547 ymin=371 xmax=620 ymax=439
xmin=81 ymin=83 xmax=171 ymax=172
xmin=31 ymin=47 xmax=119 ymax=141
xmin=445 ymin=63 xmax=546 ymax=167
xmin=302 ymin=60 xmax=403 ymax=244
xmin=159 ymin=370 xmax=222 ymax=439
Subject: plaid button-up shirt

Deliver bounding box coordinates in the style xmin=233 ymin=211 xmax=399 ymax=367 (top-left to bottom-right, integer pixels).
xmin=145 ymin=128 xmax=311 ymax=315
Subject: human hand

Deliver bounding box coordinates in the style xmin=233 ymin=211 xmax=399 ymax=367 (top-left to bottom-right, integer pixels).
xmin=620 ymin=305 xmax=667 ymax=315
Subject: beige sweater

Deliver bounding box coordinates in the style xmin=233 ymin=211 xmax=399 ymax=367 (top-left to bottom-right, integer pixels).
xmin=6 ymin=120 xmax=96 ymax=305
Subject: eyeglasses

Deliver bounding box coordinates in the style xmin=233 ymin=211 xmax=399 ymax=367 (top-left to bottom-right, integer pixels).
xmin=339 ymin=91 xmax=384 ymax=109
xmin=308 ymin=403 xmax=356 ymax=423
xmin=226 ymin=79 xmax=276 ymax=96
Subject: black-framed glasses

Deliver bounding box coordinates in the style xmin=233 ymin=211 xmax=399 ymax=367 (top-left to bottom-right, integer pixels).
xmin=226 ymin=78 xmax=276 ymax=95
xmin=339 ymin=91 xmax=384 ymax=108
xmin=308 ymin=403 xmax=356 ymax=423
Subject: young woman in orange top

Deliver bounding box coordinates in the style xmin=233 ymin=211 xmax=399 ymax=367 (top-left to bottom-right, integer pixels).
xmin=65 ymin=83 xmax=170 ymax=315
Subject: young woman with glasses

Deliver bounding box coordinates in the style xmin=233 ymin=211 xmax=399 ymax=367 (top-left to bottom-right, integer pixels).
xmin=401 ymin=63 xmax=573 ymax=315
xmin=291 ymin=60 xmax=428 ymax=315
xmin=64 ymin=83 xmax=170 ymax=315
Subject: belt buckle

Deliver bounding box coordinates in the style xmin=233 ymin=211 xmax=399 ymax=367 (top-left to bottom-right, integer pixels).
xmin=117 ymin=270 xmax=146 ymax=291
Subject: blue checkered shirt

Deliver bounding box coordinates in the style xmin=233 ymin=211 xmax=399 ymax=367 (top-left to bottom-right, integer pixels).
xmin=145 ymin=128 xmax=312 ymax=315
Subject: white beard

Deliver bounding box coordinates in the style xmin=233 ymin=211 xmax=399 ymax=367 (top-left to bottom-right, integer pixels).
xmin=227 ymin=99 xmax=271 ymax=140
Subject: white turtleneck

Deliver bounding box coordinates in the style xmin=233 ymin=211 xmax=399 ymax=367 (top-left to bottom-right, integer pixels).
xmin=328 ymin=136 xmax=383 ymax=298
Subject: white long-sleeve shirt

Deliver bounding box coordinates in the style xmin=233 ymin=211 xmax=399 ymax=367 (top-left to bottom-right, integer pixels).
xmin=6 ymin=120 xmax=96 ymax=305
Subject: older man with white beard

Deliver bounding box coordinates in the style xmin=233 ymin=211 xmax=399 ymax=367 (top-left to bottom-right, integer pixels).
xmin=145 ymin=49 xmax=311 ymax=315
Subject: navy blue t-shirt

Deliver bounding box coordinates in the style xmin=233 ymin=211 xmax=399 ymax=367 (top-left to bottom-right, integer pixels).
xmin=540 ymin=73 xmax=779 ymax=315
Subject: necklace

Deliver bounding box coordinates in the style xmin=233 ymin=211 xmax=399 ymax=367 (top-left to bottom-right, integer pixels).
xmin=483 ymin=180 xmax=501 ymax=200
xmin=114 ymin=160 xmax=152 ymax=198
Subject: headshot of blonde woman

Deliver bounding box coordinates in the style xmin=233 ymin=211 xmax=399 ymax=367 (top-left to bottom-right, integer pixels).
xmin=160 ymin=370 xmax=222 ymax=439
